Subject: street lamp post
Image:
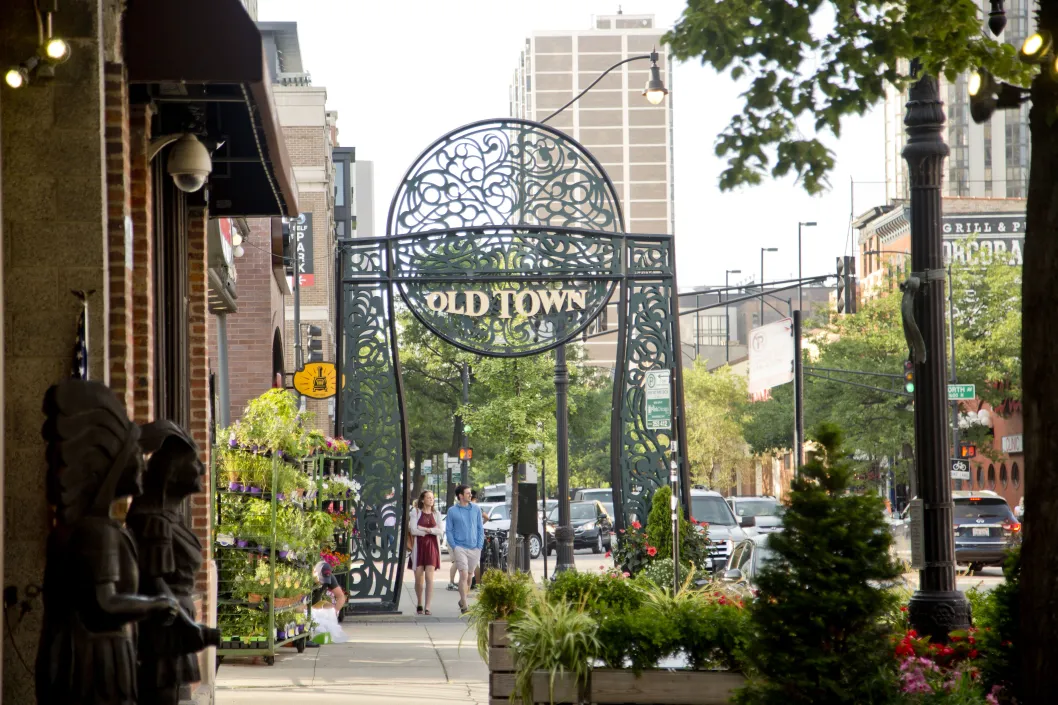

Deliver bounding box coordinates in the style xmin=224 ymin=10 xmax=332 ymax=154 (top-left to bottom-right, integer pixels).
xmin=543 ymin=51 xmax=668 ymax=575
xmin=724 ymin=269 xmax=741 ymax=363
xmin=797 ymin=221 xmax=817 ymax=311
xmin=902 ymin=68 xmax=970 ymax=640
xmin=759 ymin=247 xmax=778 ymax=327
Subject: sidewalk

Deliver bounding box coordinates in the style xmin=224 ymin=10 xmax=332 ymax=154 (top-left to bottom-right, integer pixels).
xmin=215 ymin=567 xmax=489 ymax=704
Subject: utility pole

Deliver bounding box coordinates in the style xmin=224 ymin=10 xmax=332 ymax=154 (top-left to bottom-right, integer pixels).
xmin=760 ymin=247 xmax=778 ymax=327
xmin=793 ymin=311 xmax=805 ymax=473
xmin=797 ymin=221 xmax=817 ymax=312
xmin=947 ymin=265 xmax=960 ymax=490
xmin=902 ymin=68 xmax=969 ymax=640
xmin=554 ymin=344 xmax=575 ymax=573
xmin=725 ymin=269 xmax=741 ymax=363
xmin=460 ymin=362 xmax=470 ymax=485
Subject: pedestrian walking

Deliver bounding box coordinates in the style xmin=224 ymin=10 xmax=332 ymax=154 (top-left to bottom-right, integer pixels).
xmin=408 ymin=490 xmax=443 ymax=615
xmin=445 ymin=484 xmax=484 ymax=614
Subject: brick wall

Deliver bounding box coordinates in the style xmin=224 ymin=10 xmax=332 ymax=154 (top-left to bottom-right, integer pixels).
xmin=187 ymin=209 xmax=213 ymax=595
xmin=283 ymin=126 xmax=327 ymax=168
xmin=105 ymin=61 xmax=134 ymax=410
xmin=129 ymin=103 xmax=154 ymax=422
xmin=208 ymin=217 xmax=287 ymax=424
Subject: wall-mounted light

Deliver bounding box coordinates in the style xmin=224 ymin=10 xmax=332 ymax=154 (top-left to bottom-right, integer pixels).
xmin=44 ymin=37 xmax=70 ymax=63
xmin=4 ymin=57 xmax=37 ymax=89
xmin=3 ymin=2 xmax=71 ymax=90
xmin=968 ymin=68 xmax=1028 ymax=123
xmin=1020 ymin=31 xmax=1053 ymax=64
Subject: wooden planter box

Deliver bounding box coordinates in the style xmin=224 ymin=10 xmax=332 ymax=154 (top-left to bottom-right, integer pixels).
xmin=487 ymin=621 xmax=745 ymax=704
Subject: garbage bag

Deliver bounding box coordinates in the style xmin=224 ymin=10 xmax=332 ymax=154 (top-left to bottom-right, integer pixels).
xmin=310 ymin=604 xmax=349 ymax=644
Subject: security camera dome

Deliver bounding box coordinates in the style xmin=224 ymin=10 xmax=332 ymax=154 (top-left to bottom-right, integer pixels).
xmin=167 ymin=134 xmax=212 ymax=193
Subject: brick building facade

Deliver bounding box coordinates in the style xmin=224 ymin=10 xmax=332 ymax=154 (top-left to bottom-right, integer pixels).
xmin=1 ymin=1 xmax=298 ymax=701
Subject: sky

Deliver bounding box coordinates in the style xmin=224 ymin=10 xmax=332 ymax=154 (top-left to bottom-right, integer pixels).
xmin=258 ymin=0 xmax=890 ymax=291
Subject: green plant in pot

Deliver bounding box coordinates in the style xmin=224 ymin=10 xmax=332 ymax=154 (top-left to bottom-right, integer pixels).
xmin=508 ymin=596 xmax=599 ymax=704
xmin=463 ymin=568 xmax=534 ymax=661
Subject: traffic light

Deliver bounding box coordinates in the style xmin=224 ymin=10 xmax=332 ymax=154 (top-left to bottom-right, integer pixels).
xmin=459 ymin=447 xmax=473 ymax=461
xmin=835 ymin=255 xmax=857 ymax=314
xmin=959 ymin=441 xmax=977 ymax=459
xmin=306 ymin=325 xmax=323 ymax=363
xmin=903 ymin=359 xmax=915 ymax=393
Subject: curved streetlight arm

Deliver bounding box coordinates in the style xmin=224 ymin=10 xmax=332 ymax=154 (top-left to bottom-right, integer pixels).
xmin=540 ymin=53 xmax=654 ymax=124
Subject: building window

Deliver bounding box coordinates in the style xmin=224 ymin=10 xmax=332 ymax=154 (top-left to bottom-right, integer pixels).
xmin=334 ymin=161 xmax=345 ymax=207
xmin=976 ymin=465 xmax=984 ymax=488
xmin=1012 ymin=462 xmax=1020 ymax=488
xmin=1000 ymin=463 xmax=1008 ymax=489
xmin=988 ymin=464 xmax=996 ymax=489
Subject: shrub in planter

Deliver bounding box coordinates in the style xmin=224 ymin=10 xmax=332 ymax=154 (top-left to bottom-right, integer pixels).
xmin=734 ymin=424 xmax=902 ymax=705
xmin=965 ymin=546 xmax=1021 ymax=704
xmin=596 ymin=604 xmax=676 ymax=673
xmin=508 ymin=597 xmax=599 ymax=704
xmin=547 ymin=570 xmax=643 ymax=618
xmin=463 ymin=568 xmax=533 ymax=661
xmin=639 ymin=557 xmax=695 ymax=589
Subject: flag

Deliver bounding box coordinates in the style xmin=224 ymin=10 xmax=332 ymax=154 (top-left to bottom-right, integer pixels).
xmin=72 ymin=305 xmax=88 ymax=380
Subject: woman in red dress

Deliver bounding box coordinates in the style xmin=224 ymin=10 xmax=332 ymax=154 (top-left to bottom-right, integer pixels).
xmin=408 ymin=490 xmax=442 ymax=615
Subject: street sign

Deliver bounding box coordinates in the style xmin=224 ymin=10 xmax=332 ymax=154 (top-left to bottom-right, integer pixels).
xmin=748 ymin=319 xmax=794 ymax=395
xmin=293 ymin=362 xmax=337 ymax=399
xmin=950 ymin=459 xmax=971 ymax=481
xmin=644 ymin=369 xmax=672 ymax=430
xmin=948 ymin=384 xmax=976 ymax=401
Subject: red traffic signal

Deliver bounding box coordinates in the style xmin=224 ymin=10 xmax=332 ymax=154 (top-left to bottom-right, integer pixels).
xmin=459 ymin=447 xmax=473 ymax=461
xmin=959 ymin=442 xmax=977 ymax=459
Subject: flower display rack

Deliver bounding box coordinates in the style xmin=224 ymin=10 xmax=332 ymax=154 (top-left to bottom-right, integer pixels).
xmin=213 ymin=451 xmax=318 ymax=665
xmin=316 ymin=454 xmax=358 ymax=621
xmin=487 ymin=622 xmax=744 ymax=705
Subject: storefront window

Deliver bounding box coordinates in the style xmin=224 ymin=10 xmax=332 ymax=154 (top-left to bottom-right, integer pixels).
xmin=1012 ymin=462 xmax=1021 ymax=488
xmin=976 ymin=465 xmax=984 ymax=488
xmin=987 ymin=464 xmax=996 ymax=490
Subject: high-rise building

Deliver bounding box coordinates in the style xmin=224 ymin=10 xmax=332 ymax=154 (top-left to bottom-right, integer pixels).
xmin=511 ymin=12 xmax=674 ymax=366
xmin=884 ymin=1 xmax=1034 ymax=200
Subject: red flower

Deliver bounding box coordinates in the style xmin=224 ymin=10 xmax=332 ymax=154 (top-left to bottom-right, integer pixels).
xmin=907 ymin=630 xmax=918 ymax=639
xmin=631 ymin=521 xmax=642 ymax=530
xmin=718 ymin=595 xmax=728 ymax=605
xmin=969 ymin=649 xmax=979 ymax=659
xmin=951 ymin=635 xmax=962 ymax=642
xmin=895 ymin=643 xmax=914 ymax=658
xmin=646 ymin=545 xmax=657 ymax=557
xmin=900 ymin=606 xmax=908 ymax=612
xmin=690 ymin=516 xmax=698 ymax=524
xmin=618 ymin=529 xmax=626 ymax=534
xmin=605 ymin=551 xmax=612 ymax=558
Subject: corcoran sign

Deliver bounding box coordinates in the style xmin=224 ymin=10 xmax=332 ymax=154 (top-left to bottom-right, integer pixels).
xmin=291 ymin=213 xmax=315 ymax=286
xmin=423 ymin=289 xmax=588 ymax=318
xmin=942 ymin=214 xmax=1024 ymax=266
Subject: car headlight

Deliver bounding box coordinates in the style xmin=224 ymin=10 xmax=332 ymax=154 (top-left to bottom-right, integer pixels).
xmin=546 ymin=525 xmax=555 ymax=534
xmin=582 ymin=522 xmax=595 ymax=531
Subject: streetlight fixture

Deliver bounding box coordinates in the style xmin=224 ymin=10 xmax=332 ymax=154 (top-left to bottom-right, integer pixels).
xmin=759 ymin=248 xmax=779 ymax=327
xmin=797 ymin=221 xmax=817 ymax=312
xmin=725 ymin=269 xmax=741 ymax=363
xmin=541 ymin=49 xmax=668 ymax=124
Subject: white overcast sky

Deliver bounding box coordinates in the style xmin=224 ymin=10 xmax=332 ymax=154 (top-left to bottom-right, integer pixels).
xmin=258 ymin=0 xmax=889 ymax=290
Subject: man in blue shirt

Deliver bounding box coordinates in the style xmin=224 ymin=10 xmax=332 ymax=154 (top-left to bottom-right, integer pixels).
xmin=445 ymin=484 xmax=484 ymax=613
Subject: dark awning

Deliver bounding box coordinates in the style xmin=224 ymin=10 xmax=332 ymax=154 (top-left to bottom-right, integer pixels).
xmin=124 ymin=0 xmax=299 ymax=218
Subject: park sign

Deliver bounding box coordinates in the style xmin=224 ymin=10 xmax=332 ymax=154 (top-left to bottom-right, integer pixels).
xmin=748 ymin=318 xmax=794 ymax=396
xmin=644 ymin=369 xmax=672 ymax=431
xmin=293 ymin=362 xmax=337 ymax=399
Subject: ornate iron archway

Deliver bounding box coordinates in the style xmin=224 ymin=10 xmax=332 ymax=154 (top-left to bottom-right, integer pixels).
xmin=336 ymin=119 xmax=689 ymax=612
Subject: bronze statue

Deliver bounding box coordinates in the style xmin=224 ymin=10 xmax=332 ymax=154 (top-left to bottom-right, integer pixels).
xmin=128 ymin=420 xmax=221 ymax=705
xmin=37 ymin=380 xmax=179 ymax=705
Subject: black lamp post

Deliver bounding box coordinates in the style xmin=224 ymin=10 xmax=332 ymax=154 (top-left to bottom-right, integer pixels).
xmin=901 ymin=67 xmax=970 ymax=640
xmin=759 ymin=247 xmax=778 ymax=326
xmin=543 ymin=50 xmax=669 ymax=574
xmin=724 ymin=269 xmax=741 ymax=363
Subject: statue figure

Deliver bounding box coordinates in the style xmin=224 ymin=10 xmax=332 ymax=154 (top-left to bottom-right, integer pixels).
xmin=127 ymin=421 xmax=221 ymax=705
xmin=37 ymin=380 xmax=180 ymax=705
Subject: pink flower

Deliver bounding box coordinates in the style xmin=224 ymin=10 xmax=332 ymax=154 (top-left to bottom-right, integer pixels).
xmin=646 ymin=545 xmax=657 ymax=557
xmin=622 ymin=572 xmax=630 ymax=578
xmin=605 ymin=551 xmax=611 ymax=558
xmin=631 ymin=521 xmax=642 ymax=530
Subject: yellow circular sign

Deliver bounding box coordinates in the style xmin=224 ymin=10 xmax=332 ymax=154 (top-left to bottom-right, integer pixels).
xmin=293 ymin=362 xmax=337 ymax=399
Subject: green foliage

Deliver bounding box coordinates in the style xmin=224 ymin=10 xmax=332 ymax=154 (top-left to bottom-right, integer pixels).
xmin=968 ymin=547 xmax=1022 ymax=702
xmin=613 ymin=496 xmax=712 ymax=576
xmin=595 ymin=606 xmax=676 ymax=672
xmin=639 ymin=557 xmax=695 ymax=589
xmin=742 ymin=381 xmax=794 ymax=456
xmin=508 ymin=597 xmax=599 ymax=704
xmin=734 ymin=423 xmax=902 ymax=705
xmin=663 ymin=0 xmax=1031 ymax=195
xmin=230 ymin=389 xmax=314 ymax=456
xmin=463 ymin=569 xmax=534 ymax=661
xmin=683 ymin=363 xmax=751 ymax=489
xmin=645 ymin=486 xmax=691 ymax=564
xmin=546 ymin=570 xmax=644 ymax=618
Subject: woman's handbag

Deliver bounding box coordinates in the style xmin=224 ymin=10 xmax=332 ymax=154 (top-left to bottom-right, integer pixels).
xmin=405 ymin=511 xmax=416 ymax=552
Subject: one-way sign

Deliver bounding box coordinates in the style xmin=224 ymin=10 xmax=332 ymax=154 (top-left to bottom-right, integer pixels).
xmin=950 ymin=459 xmax=971 ymax=481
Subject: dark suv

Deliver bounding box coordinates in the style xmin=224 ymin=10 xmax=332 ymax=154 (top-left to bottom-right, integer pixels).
xmin=952 ymin=491 xmax=1021 ymax=573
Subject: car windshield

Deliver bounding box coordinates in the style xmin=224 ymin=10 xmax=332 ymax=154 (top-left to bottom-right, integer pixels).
xmin=548 ymin=503 xmax=597 ymax=522
xmin=733 ymin=500 xmax=782 ymax=518
xmin=753 ymin=545 xmax=779 ymax=571
xmin=488 ymin=505 xmax=510 ymax=520
xmin=578 ymin=490 xmax=611 ymax=502
xmin=690 ymin=496 xmax=737 ymax=526
xmin=955 ymin=498 xmax=1014 ymax=520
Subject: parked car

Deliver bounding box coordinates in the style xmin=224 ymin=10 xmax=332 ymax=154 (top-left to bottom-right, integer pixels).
xmin=720 ymin=533 xmax=778 ymax=596
xmin=890 ymin=491 xmax=1022 ymax=573
xmin=573 ymin=488 xmax=615 ymax=504
xmin=690 ymin=489 xmax=751 ymax=571
xmin=725 ymin=496 xmax=784 ymax=533
xmin=477 ymin=502 xmax=545 ymax=559
xmin=544 ymin=501 xmax=613 ymax=554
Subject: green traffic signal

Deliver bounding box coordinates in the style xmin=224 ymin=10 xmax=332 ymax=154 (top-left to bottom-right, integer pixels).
xmin=903 ymin=360 xmax=914 ymax=394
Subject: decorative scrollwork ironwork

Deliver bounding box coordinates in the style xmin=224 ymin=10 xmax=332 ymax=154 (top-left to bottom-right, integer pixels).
xmin=339 ymin=254 xmax=407 ymax=610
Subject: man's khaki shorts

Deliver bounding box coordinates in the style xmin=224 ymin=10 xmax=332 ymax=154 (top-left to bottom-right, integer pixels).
xmin=451 ymin=546 xmax=481 ymax=574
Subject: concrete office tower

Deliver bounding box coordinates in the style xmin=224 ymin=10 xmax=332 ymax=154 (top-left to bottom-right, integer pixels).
xmin=511 ymin=12 xmax=674 ymax=367
xmin=354 ymin=161 xmax=376 ymax=238
xmin=883 ymin=0 xmax=1034 ymax=200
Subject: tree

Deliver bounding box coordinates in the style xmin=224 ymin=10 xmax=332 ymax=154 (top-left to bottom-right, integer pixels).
xmin=460 ymin=353 xmax=556 ymax=568
xmin=734 ymin=424 xmax=901 ymax=705
xmin=682 ymin=363 xmax=751 ymax=490
xmin=666 ymin=8 xmax=1055 ymax=688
